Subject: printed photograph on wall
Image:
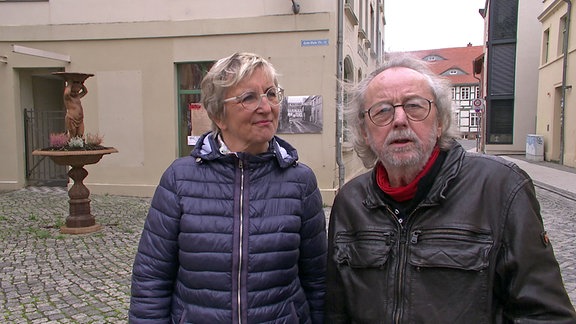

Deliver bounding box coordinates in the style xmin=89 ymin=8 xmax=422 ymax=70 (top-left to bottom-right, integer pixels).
xmin=278 ymin=95 xmax=323 ymax=134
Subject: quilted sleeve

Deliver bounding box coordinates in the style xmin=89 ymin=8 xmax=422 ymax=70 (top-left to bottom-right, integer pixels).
xmin=298 ymin=167 xmax=327 ymax=324
xmin=129 ymin=165 xmax=182 ymax=323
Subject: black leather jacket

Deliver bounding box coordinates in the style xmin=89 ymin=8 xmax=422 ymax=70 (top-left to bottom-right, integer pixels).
xmin=326 ymin=143 xmax=576 ymax=323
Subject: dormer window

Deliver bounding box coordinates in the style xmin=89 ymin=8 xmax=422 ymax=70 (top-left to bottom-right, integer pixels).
xmin=423 ymin=54 xmax=445 ymax=62
xmin=441 ymin=68 xmax=466 ymax=76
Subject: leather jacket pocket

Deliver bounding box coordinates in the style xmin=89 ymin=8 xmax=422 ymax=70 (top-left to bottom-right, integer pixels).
xmin=334 ymin=230 xmax=393 ymax=268
xmin=405 ymin=228 xmax=493 ymax=323
xmin=408 ymin=227 xmax=493 ymax=271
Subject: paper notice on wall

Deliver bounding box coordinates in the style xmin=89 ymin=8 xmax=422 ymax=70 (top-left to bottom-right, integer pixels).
xmin=189 ymin=103 xmax=212 ymax=136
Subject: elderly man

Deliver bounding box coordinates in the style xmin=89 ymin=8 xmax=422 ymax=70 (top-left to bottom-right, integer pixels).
xmin=325 ymin=54 xmax=576 ymax=323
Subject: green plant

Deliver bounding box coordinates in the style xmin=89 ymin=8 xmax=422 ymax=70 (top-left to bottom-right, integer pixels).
xmin=36 ymin=230 xmax=51 ymax=239
xmin=55 ymin=217 xmax=65 ymax=228
xmin=27 ymin=227 xmax=52 ymax=239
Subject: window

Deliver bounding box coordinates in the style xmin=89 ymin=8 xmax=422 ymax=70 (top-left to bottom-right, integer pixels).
xmin=475 ymin=86 xmax=480 ymax=99
xmin=451 ymin=87 xmax=456 ymax=100
xmin=543 ymin=28 xmax=550 ymax=64
xmin=423 ymin=55 xmax=445 ymax=62
xmin=441 ymin=68 xmax=464 ymax=76
xmin=487 ymin=99 xmax=514 ymax=144
xmin=370 ymin=4 xmax=375 ymax=52
xmin=461 ymin=87 xmax=470 ymax=100
xmin=470 ymin=112 xmax=479 ymax=127
xmin=359 ymin=0 xmax=364 ymax=31
xmin=558 ymin=15 xmax=568 ymax=56
xmin=491 ymin=0 xmax=518 ymax=40
xmin=489 ymin=44 xmax=516 ymax=96
xmin=177 ymin=62 xmax=215 ymax=157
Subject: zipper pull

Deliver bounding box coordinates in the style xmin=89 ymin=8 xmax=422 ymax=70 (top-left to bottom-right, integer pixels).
xmin=410 ymin=230 xmax=421 ymax=244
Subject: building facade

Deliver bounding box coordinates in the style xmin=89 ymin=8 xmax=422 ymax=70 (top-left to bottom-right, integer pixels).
xmin=403 ymin=46 xmax=484 ymax=140
xmin=0 ymin=0 xmax=385 ymax=203
xmin=537 ymin=0 xmax=575 ymax=166
xmin=476 ymin=0 xmax=542 ymax=155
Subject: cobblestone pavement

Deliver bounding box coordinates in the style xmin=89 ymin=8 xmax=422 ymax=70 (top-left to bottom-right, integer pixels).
xmin=537 ymin=186 xmax=576 ymax=306
xmin=0 ymin=188 xmax=150 ymax=323
xmin=0 ymin=185 xmax=574 ymax=323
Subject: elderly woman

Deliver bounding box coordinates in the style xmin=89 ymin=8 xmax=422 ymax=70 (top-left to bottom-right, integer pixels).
xmin=129 ymin=52 xmax=327 ymax=323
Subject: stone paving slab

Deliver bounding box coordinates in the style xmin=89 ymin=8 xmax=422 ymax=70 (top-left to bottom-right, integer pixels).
xmin=0 ymin=186 xmax=574 ymax=322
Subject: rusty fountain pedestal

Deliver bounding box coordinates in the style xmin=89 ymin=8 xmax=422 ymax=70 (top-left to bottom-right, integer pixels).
xmin=33 ymin=148 xmax=118 ymax=234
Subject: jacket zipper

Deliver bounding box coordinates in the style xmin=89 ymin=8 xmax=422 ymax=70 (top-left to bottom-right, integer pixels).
xmin=392 ymin=205 xmax=425 ymax=324
xmin=383 ymin=205 xmax=405 ymax=324
xmin=335 ymin=231 xmax=392 ymax=244
xmin=237 ymin=159 xmax=245 ymax=324
xmin=410 ymin=228 xmax=492 ymax=244
xmin=394 ymin=228 xmax=408 ymax=324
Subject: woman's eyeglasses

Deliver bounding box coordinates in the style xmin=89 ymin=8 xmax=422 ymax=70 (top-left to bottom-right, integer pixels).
xmin=223 ymin=87 xmax=284 ymax=111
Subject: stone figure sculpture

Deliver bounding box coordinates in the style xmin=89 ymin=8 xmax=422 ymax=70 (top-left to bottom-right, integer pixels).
xmin=64 ymin=80 xmax=87 ymax=138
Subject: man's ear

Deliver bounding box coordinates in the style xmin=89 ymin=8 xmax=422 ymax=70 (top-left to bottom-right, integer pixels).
xmin=361 ymin=125 xmax=369 ymax=144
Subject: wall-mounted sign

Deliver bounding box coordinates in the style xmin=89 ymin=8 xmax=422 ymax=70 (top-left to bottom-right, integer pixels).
xmin=301 ymin=39 xmax=329 ymax=47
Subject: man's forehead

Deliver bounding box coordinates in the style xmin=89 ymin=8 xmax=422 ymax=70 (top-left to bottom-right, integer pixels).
xmin=368 ymin=68 xmax=430 ymax=95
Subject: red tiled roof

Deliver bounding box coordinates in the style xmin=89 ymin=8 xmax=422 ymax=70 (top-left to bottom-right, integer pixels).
xmin=397 ymin=46 xmax=484 ymax=85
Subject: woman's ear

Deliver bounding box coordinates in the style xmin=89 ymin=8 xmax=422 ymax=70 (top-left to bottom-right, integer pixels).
xmin=213 ymin=115 xmax=227 ymax=131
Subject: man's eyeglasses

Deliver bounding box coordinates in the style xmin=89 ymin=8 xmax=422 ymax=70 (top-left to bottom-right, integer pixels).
xmin=361 ymin=97 xmax=433 ymax=126
xmin=223 ymin=87 xmax=284 ymax=111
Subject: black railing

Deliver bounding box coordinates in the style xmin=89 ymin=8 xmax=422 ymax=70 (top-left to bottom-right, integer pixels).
xmin=24 ymin=109 xmax=68 ymax=186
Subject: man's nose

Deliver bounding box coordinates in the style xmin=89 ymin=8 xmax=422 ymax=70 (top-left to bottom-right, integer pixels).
xmin=391 ymin=105 xmax=409 ymax=125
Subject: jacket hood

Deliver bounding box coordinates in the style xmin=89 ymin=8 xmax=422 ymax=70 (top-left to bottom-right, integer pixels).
xmin=190 ymin=131 xmax=299 ymax=169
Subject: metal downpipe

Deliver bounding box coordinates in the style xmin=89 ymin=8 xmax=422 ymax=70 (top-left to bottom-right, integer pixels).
xmin=560 ymin=0 xmax=571 ymax=165
xmin=336 ymin=0 xmax=345 ymax=189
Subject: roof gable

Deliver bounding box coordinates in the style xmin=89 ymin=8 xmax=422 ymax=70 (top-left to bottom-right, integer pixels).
xmin=397 ymin=45 xmax=484 ymax=85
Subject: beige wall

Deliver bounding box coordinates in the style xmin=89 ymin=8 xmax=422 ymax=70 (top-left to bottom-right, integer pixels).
xmin=537 ymin=0 xmax=576 ymax=166
xmin=0 ymin=1 xmax=386 ymax=203
xmin=0 ymin=0 xmax=334 ymax=25
xmin=0 ymin=0 xmax=384 ymax=205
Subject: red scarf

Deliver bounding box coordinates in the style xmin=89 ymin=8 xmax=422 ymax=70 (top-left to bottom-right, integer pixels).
xmin=376 ymin=146 xmax=440 ymax=202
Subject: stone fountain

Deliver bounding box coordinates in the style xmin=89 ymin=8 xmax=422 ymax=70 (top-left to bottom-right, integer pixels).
xmin=33 ymin=72 xmax=118 ymax=234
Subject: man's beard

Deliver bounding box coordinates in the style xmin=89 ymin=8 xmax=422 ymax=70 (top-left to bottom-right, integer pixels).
xmin=370 ymin=123 xmax=438 ymax=170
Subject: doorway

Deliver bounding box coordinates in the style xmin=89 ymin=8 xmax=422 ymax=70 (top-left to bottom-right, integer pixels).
xmin=20 ymin=68 xmax=68 ymax=186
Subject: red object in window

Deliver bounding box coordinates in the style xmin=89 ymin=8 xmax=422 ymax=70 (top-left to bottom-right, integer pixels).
xmin=189 ymin=103 xmax=202 ymax=110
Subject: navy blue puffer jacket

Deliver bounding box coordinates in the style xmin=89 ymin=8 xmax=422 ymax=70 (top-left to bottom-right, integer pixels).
xmin=129 ymin=132 xmax=327 ymax=324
